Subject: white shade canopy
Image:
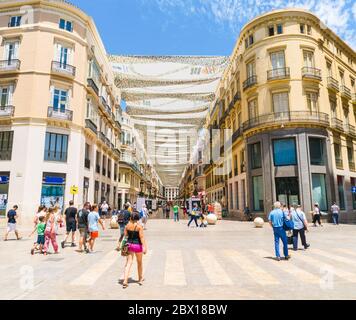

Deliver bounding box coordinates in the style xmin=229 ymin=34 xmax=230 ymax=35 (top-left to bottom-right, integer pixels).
xmin=110 ymin=55 xmax=228 ymax=187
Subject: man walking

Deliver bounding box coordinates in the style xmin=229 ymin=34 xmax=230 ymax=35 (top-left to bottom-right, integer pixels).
xmin=268 ymin=201 xmax=290 ymax=261
xmin=61 ymin=200 xmax=77 ymax=248
xmin=291 ymin=205 xmax=310 ymax=251
xmin=331 ymin=202 xmax=340 ymax=225
xmin=77 ymin=202 xmax=90 ymax=253
xmin=173 ymin=203 xmax=180 ymax=222
xmin=116 ymin=203 xmax=131 ymax=251
xmin=4 ymin=205 xmax=21 ymax=241
xmin=165 ymin=204 xmax=170 ymax=219
xmin=100 ymin=201 xmax=109 ymax=219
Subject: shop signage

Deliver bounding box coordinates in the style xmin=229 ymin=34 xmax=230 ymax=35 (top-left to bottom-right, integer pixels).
xmin=0 ymin=176 xmax=9 ymax=184
xmin=44 ymin=176 xmax=64 ymax=184
xmin=70 ymin=185 xmax=79 ymax=195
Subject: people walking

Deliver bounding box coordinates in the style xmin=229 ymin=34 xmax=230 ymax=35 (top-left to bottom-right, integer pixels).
xmin=173 ymin=203 xmax=180 ymax=222
xmin=116 ymin=203 xmax=131 ymax=251
xmin=29 ymin=216 xmax=46 ymax=255
xmin=4 ymin=205 xmax=21 ymax=241
xmin=100 ymin=201 xmax=109 ymax=219
xmin=139 ymin=204 xmax=148 ymax=229
xmin=331 ymin=202 xmax=340 ymax=225
xmin=87 ymin=204 xmax=105 ymax=252
xmin=312 ymin=203 xmax=323 ymax=227
xmin=43 ymin=207 xmax=59 ymax=255
xmin=268 ymin=201 xmax=291 ymax=261
xmin=77 ymin=202 xmax=91 ymax=253
xmin=165 ymin=204 xmax=170 ymax=219
xmin=187 ymin=203 xmax=199 ymax=228
xmin=61 ymin=200 xmax=78 ymax=249
xmin=291 ymin=205 xmax=310 ymax=251
xmin=122 ymin=212 xmax=147 ymax=289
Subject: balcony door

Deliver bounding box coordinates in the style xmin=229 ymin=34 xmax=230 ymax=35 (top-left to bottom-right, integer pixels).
xmin=0 ymin=86 xmax=13 ymax=110
xmin=270 ymin=51 xmax=285 ymax=77
xmin=246 ymin=61 xmax=255 ymax=78
xmin=303 ymin=51 xmax=314 ymax=68
xmin=55 ymin=43 xmax=72 ymax=68
xmin=272 ymin=92 xmax=289 ymax=118
xmin=52 ymin=88 xmax=68 ymax=113
xmin=4 ymin=41 xmax=19 ymax=63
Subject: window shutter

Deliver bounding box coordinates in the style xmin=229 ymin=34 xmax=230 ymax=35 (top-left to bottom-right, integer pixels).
xmin=14 ymin=42 xmax=19 ymax=59
xmin=49 ymin=85 xmax=54 ymax=106
xmin=8 ymin=84 xmax=14 ymax=105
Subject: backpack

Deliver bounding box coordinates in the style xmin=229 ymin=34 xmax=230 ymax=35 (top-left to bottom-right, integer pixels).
xmin=117 ymin=210 xmax=125 ymax=224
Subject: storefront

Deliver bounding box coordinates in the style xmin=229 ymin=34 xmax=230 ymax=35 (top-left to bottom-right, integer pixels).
xmin=0 ymin=172 xmax=10 ymax=216
xmin=41 ymin=173 xmax=66 ymax=212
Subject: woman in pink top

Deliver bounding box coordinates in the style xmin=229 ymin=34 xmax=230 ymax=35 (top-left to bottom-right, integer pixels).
xmin=43 ymin=207 xmax=59 ymax=255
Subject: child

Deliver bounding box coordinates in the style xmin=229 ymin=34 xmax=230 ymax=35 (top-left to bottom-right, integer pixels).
xmin=199 ymin=213 xmax=208 ymax=228
xmin=29 ymin=216 xmax=46 ymax=255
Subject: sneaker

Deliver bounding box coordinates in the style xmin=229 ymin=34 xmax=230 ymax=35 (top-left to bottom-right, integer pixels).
xmin=276 ymin=257 xmax=281 ymax=261
xmin=285 ymin=255 xmax=291 ymax=261
xmin=85 ymin=248 xmax=90 ymax=254
xmin=61 ymin=241 xmax=65 ymax=249
xmin=304 ymin=244 xmax=310 ymax=249
xmin=71 ymin=243 xmax=76 ymax=247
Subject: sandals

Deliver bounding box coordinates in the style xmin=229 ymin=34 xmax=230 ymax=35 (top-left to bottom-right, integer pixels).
xmin=138 ymin=278 xmax=145 ymax=286
xmin=123 ymin=283 xmax=128 ymax=289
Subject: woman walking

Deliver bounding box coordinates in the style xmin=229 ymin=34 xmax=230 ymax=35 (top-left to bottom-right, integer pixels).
xmin=312 ymin=203 xmax=323 ymax=227
xmin=43 ymin=207 xmax=59 ymax=255
xmin=122 ymin=212 xmax=147 ymax=289
xmin=87 ymin=204 xmax=105 ymax=252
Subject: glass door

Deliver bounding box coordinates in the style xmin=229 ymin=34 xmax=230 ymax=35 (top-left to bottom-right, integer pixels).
xmin=275 ymin=177 xmax=300 ymax=207
xmin=270 ymin=51 xmax=285 ymax=77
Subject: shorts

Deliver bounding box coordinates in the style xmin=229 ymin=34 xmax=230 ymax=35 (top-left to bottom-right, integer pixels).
xmin=37 ymin=235 xmax=45 ymax=245
xmin=90 ymin=231 xmax=99 ymax=239
xmin=128 ymin=243 xmax=143 ymax=253
xmin=7 ymin=223 xmax=17 ymax=232
xmin=79 ymin=228 xmax=88 ymax=237
xmin=66 ymin=221 xmax=77 ymax=233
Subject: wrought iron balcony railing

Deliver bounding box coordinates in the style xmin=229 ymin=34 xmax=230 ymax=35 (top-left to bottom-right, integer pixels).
xmin=344 ymin=124 xmax=356 ymax=137
xmin=0 ymin=59 xmax=20 ymax=72
xmin=51 ymin=61 xmax=76 ymax=77
xmin=335 ymin=158 xmax=343 ymax=170
xmin=85 ymin=118 xmax=97 ymax=134
xmin=87 ymin=78 xmax=99 ymax=96
xmin=243 ymin=111 xmax=329 ymax=131
xmin=243 ymin=75 xmax=257 ymax=91
xmin=340 ymin=85 xmax=352 ymax=100
xmin=0 ymin=105 xmax=15 ymax=117
xmin=349 ymin=161 xmax=355 ymax=172
xmin=267 ymin=67 xmax=290 ymax=81
xmin=331 ymin=117 xmax=344 ymax=132
xmin=47 ymin=107 xmax=73 ymax=121
xmin=301 ymin=67 xmax=322 ymax=80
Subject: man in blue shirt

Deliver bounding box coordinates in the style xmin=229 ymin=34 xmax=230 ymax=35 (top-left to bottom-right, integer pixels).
xmin=291 ymin=205 xmax=310 ymax=251
xmin=268 ymin=201 xmax=290 ymax=261
xmin=4 ymin=205 xmax=21 ymax=241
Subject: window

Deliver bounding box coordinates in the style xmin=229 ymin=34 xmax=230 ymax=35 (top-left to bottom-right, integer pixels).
xmin=229 ymin=184 xmax=233 ymax=210
xmin=347 ymin=144 xmax=354 ymax=164
xmin=252 ymin=176 xmax=264 ymax=211
xmin=59 ymin=19 xmax=73 ymax=32
xmin=277 ymin=24 xmax=283 ymax=34
xmin=312 ymin=174 xmax=328 ymax=211
xmin=272 ymin=92 xmax=289 ymax=114
xmin=245 ymin=38 xmax=248 ymax=49
xmin=339 ymin=70 xmax=345 ymax=85
xmin=303 ymin=51 xmax=315 ymax=68
xmin=84 ymin=143 xmax=90 ymax=169
xmin=250 ymin=142 xmax=262 ymax=169
xmin=268 ymin=25 xmax=274 ymax=36
xmin=4 ymin=41 xmax=19 ymax=61
xmin=270 ymin=51 xmax=285 ymax=71
xmin=306 ymin=92 xmax=318 ymax=113
xmin=326 ymin=61 xmax=332 ymax=77
xmin=307 ymin=25 xmax=312 ymax=35
xmin=300 ymin=24 xmax=305 ymax=34
xmin=273 ymin=138 xmax=297 ymax=166
xmin=52 ymin=88 xmax=68 ymax=112
xmin=351 ymin=177 xmax=356 ymax=209
xmin=248 ymin=99 xmax=258 ymax=119
xmin=309 ymin=138 xmax=325 ymax=165
xmin=334 ymin=143 xmax=342 ymax=167
xmin=235 ymin=182 xmax=239 ymax=210
xmin=44 ymin=132 xmax=68 ymax=162
xmin=234 ymin=154 xmax=238 ymax=176
xmin=54 ymin=43 xmax=73 ymax=67
xmin=249 ymin=35 xmax=254 ymax=45
xmin=0 ymin=131 xmax=13 ymax=160
xmin=0 ymin=85 xmax=13 ymax=107
xmin=330 ymin=98 xmax=337 ymax=118
xmin=246 ymin=61 xmax=256 ymax=78
xmin=337 ymin=175 xmax=345 ymax=210
xmin=9 ymin=16 xmax=21 ymax=27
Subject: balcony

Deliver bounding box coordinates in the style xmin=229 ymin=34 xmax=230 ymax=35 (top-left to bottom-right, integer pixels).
xmin=327 ymin=77 xmax=339 ymax=92
xmin=349 ymin=161 xmax=356 ymax=172
xmin=87 ymin=78 xmax=99 ymax=96
xmin=344 ymin=124 xmax=356 ymax=138
xmin=340 ymin=85 xmax=352 ymax=100
xmin=114 ymin=148 xmax=121 ymax=158
xmin=242 ymin=111 xmax=330 ymax=132
xmin=232 ymin=127 xmax=242 ymax=142
xmin=51 ymin=61 xmax=76 ymax=77
xmin=331 ymin=118 xmax=344 ymax=132
xmin=85 ymin=118 xmax=97 ymax=134
xmin=47 ymin=107 xmax=73 ymax=121
xmin=98 ymin=131 xmax=106 ymax=143
xmin=301 ymin=67 xmax=321 ymax=80
xmin=100 ymin=96 xmax=108 ymax=109
xmin=0 ymin=59 xmax=20 ymax=72
xmin=233 ymin=91 xmax=241 ymax=104
xmin=243 ymin=75 xmax=257 ymax=91
xmin=335 ymin=158 xmax=343 ymax=170
xmin=0 ymin=105 xmax=15 ymax=117
xmin=84 ymin=158 xmax=90 ymax=169
xmin=267 ymin=67 xmax=290 ymax=81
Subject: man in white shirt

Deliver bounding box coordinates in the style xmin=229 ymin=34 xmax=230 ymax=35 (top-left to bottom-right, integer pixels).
xmin=100 ymin=201 xmax=109 ymax=219
xmin=331 ymin=202 xmax=340 ymax=225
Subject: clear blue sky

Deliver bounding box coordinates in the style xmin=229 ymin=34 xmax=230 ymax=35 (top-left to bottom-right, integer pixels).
xmin=70 ymin=0 xmax=355 ymax=56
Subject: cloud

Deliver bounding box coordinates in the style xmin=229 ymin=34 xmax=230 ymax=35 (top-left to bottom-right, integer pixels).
xmin=143 ymin=0 xmax=356 ymax=49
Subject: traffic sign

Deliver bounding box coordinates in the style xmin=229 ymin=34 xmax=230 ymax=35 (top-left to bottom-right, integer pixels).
xmin=70 ymin=185 xmax=79 ymax=195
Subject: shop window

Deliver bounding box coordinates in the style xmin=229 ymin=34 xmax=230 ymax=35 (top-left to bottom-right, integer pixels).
xmin=250 ymin=142 xmax=262 ymax=169
xmin=312 ymin=174 xmax=328 ymax=211
xmin=44 ymin=132 xmax=68 ymax=162
xmin=351 ymin=177 xmax=356 ymax=210
xmin=273 ymin=138 xmax=297 ymax=166
xmin=309 ymin=137 xmax=325 ymax=165
xmin=337 ymin=175 xmax=345 ymax=210
xmin=0 ymin=131 xmax=13 ymax=161
xmin=252 ymin=176 xmax=264 ymax=211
